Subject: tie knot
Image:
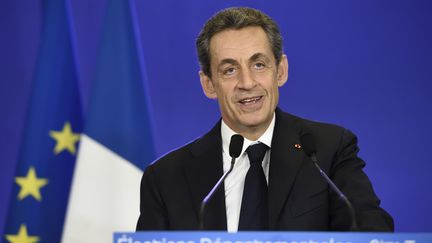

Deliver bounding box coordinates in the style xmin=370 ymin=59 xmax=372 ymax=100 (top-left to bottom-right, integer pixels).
xmin=246 ymin=143 xmax=268 ymax=165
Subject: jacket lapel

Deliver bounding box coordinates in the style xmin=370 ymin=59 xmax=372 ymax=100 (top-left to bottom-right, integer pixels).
xmin=182 ymin=121 xmax=227 ymax=230
xmin=268 ymin=109 xmax=305 ymax=229
xmin=181 ymin=109 xmax=305 ymax=230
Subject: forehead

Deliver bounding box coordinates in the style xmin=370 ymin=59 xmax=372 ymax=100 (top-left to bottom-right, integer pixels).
xmin=209 ymin=26 xmax=273 ymax=64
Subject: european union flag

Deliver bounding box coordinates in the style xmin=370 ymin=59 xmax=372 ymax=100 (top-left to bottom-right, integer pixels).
xmin=3 ymin=0 xmax=82 ymax=242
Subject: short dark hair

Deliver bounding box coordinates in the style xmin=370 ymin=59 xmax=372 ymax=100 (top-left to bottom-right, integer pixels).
xmin=196 ymin=7 xmax=284 ymax=77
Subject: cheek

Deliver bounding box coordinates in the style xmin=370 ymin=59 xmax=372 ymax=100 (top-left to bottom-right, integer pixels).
xmin=268 ymin=82 xmax=280 ymax=104
xmin=272 ymin=85 xmax=280 ymax=98
xmin=217 ymin=83 xmax=235 ymax=99
xmin=254 ymin=71 xmax=273 ymax=80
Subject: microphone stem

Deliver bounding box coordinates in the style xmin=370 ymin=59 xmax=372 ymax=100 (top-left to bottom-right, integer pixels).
xmin=199 ymin=157 xmax=235 ymax=230
xmin=311 ymin=154 xmax=358 ymax=231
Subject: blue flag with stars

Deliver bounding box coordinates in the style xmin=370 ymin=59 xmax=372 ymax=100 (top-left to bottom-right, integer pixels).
xmin=3 ymin=0 xmax=82 ymax=242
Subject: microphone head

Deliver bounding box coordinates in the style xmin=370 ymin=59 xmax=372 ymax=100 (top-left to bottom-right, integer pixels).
xmin=229 ymin=134 xmax=244 ymax=158
xmin=300 ymin=133 xmax=316 ymax=157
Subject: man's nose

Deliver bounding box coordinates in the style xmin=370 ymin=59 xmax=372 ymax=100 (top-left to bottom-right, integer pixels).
xmin=237 ymin=68 xmax=256 ymax=90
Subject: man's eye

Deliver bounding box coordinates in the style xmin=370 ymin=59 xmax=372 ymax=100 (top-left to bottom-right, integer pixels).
xmin=253 ymin=62 xmax=266 ymax=70
xmin=223 ymin=67 xmax=236 ymax=75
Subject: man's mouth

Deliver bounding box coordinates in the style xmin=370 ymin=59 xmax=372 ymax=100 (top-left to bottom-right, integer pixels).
xmin=238 ymin=96 xmax=263 ymax=105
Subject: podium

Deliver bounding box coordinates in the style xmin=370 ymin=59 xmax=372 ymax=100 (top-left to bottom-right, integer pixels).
xmin=114 ymin=231 xmax=432 ymax=243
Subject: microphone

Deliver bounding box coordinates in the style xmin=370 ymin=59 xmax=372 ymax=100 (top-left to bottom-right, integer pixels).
xmin=199 ymin=134 xmax=244 ymax=230
xmin=300 ymin=133 xmax=358 ymax=231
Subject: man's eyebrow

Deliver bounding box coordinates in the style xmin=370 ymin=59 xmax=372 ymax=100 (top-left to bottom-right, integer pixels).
xmin=217 ymin=54 xmax=270 ymax=70
xmin=249 ymin=53 xmax=268 ymax=62
xmin=218 ymin=58 xmax=238 ymax=68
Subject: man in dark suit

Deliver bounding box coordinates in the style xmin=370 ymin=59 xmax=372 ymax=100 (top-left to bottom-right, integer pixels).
xmin=136 ymin=7 xmax=393 ymax=231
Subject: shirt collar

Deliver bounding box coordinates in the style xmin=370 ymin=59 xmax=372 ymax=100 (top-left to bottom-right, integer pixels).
xmin=221 ymin=113 xmax=275 ymax=157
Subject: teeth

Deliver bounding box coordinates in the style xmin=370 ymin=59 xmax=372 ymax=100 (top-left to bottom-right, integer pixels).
xmin=239 ymin=96 xmax=261 ymax=104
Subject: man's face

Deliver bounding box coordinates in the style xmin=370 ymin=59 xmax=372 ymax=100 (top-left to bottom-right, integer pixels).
xmin=199 ymin=26 xmax=288 ymax=139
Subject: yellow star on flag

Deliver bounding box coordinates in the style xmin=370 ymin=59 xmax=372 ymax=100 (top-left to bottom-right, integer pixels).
xmin=5 ymin=224 xmax=39 ymax=243
xmin=15 ymin=166 xmax=48 ymax=201
xmin=49 ymin=121 xmax=80 ymax=155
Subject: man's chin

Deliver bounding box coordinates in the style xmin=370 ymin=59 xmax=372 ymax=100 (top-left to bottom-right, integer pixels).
xmin=238 ymin=116 xmax=269 ymax=129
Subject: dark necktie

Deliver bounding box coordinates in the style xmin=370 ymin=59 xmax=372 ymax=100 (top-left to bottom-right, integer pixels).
xmin=238 ymin=143 xmax=269 ymax=230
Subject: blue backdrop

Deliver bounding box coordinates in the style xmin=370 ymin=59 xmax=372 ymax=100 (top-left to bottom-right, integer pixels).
xmin=1 ymin=0 xmax=431 ymax=235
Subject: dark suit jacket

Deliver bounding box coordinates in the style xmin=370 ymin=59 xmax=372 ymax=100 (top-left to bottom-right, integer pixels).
xmin=136 ymin=108 xmax=394 ymax=231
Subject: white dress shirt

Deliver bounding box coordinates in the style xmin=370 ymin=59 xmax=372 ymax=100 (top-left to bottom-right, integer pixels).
xmin=221 ymin=113 xmax=275 ymax=232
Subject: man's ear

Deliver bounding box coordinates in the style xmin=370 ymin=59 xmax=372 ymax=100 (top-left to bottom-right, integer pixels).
xmin=199 ymin=70 xmax=217 ymax=99
xmin=277 ymin=54 xmax=288 ymax=87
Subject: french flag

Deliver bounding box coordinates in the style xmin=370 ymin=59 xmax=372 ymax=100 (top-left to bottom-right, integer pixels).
xmin=62 ymin=0 xmax=155 ymax=242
